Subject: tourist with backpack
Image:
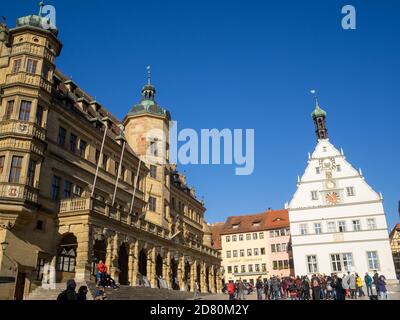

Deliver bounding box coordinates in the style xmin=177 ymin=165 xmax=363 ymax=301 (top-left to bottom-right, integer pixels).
xmin=256 ymin=276 xmax=263 ymax=300
xmin=364 ymin=272 xmax=373 ymax=296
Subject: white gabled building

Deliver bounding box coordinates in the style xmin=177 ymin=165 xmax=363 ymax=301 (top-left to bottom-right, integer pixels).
xmin=288 ymin=97 xmax=396 ymax=280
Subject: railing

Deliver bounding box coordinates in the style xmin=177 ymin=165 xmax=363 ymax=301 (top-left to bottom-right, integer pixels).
xmin=0 ymin=183 xmax=39 ymax=203
xmin=5 ymin=72 xmax=52 ymax=93
xmin=0 ymin=120 xmax=46 ymax=140
xmin=59 ymin=196 xmax=221 ymax=259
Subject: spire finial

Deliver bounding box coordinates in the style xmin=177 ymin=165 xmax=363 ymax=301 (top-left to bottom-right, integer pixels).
xmin=310 ymin=89 xmax=318 ymax=107
xmin=147 ymin=65 xmax=151 ymax=85
xmin=38 ymin=1 xmax=44 ymax=16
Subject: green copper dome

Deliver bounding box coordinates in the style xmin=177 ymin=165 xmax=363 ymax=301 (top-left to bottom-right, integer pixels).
xmin=311 ymin=100 xmax=327 ymax=119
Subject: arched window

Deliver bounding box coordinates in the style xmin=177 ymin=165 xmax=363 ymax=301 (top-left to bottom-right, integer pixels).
xmin=57 ymin=234 xmax=77 ymax=272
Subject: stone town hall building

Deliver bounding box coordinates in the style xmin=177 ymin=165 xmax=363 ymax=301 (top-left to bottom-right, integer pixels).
xmin=0 ymin=9 xmax=221 ymax=299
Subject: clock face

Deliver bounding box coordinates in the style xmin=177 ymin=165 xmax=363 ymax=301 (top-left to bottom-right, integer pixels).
xmin=323 ymin=159 xmax=332 ymax=169
xmin=325 ymin=192 xmax=340 ymax=205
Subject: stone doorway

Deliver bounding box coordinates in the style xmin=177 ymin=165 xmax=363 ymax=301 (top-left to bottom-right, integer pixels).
xmin=91 ymin=239 xmax=106 ymax=276
xmin=184 ymin=261 xmax=191 ymax=291
xmin=170 ymin=258 xmax=178 ymax=290
xmin=138 ymin=249 xmax=147 ymax=276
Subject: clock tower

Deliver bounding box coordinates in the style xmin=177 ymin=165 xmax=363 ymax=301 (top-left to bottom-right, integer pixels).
xmin=287 ymin=97 xmax=396 ymax=280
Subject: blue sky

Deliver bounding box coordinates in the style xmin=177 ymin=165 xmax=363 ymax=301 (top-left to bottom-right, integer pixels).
xmin=3 ymin=0 xmax=400 ymax=229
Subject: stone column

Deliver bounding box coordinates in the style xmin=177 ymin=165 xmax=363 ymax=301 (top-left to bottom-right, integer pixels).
xmin=216 ymin=270 xmax=222 ymax=293
xmin=105 ymin=236 xmax=113 ymax=272
xmin=146 ymin=245 xmax=153 ymax=287
xmin=178 ymin=254 xmax=184 ymax=291
xmin=210 ymin=265 xmax=216 ymax=293
xmin=150 ymin=247 xmax=158 ymax=288
xmin=109 ymin=233 xmax=119 ymax=280
xmin=200 ymin=261 xmax=206 ymax=292
xmin=131 ymin=240 xmax=140 ymax=286
xmin=190 ymin=259 xmax=196 ymax=292
xmin=165 ymin=251 xmax=171 ymax=289
xmin=74 ymin=224 xmax=92 ymax=282
xmin=128 ymin=241 xmax=136 ymax=286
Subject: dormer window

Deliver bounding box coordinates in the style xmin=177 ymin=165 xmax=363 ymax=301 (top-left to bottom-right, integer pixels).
xmin=323 ymin=146 xmax=327 ymax=152
xmin=252 ymin=220 xmax=261 ymax=227
xmin=232 ymin=224 xmax=240 ymax=229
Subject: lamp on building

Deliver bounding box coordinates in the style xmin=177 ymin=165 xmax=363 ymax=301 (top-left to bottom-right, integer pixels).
xmin=1 ymin=241 xmax=8 ymax=252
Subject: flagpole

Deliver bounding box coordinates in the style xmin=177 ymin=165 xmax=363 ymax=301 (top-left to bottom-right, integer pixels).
xmin=129 ymin=158 xmax=142 ymax=215
xmin=112 ymin=139 xmax=126 ymax=206
xmin=91 ymin=121 xmax=108 ymax=197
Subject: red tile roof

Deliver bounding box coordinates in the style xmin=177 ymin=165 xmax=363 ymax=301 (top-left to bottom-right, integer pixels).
xmin=220 ymin=209 xmax=289 ymax=235
xmin=210 ymin=222 xmax=225 ymax=250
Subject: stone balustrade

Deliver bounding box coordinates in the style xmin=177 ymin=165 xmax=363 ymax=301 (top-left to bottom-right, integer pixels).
xmin=0 ymin=120 xmax=46 ymax=140
xmin=0 ymin=182 xmax=39 ymax=203
xmin=6 ymin=72 xmax=52 ymax=93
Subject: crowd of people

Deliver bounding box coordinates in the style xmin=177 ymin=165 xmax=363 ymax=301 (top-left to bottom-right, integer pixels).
xmin=225 ymin=271 xmax=389 ymax=300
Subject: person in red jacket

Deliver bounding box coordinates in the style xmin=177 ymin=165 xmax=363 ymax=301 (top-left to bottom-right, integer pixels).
xmin=227 ymin=282 xmax=236 ymax=300
xmin=97 ymin=260 xmax=107 ymax=286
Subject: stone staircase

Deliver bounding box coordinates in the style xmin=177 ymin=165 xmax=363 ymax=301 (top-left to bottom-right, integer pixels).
xmin=26 ymin=281 xmax=210 ymax=300
xmin=26 ymin=282 xmax=93 ymax=300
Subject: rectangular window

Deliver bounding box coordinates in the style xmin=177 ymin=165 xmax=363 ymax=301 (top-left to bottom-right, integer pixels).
xmin=281 ymin=243 xmax=287 ymax=252
xmin=240 ymin=249 xmax=244 ymax=257
xmin=311 ymin=190 xmax=318 ymax=200
xmin=253 ymin=233 xmax=257 ymax=240
xmin=314 ymin=223 xmax=322 ymax=234
xmin=36 ymin=105 xmax=44 ymax=126
xmin=260 ymin=247 xmax=265 ymax=255
xmin=64 ymin=180 xmax=72 ymax=198
xmin=148 ymin=196 xmax=156 ymax=211
xmin=114 ymin=161 xmax=119 ymax=175
xmin=233 ymin=266 xmax=238 ymax=274
xmin=271 ymin=244 xmax=276 ymax=253
xmin=241 ymin=265 xmax=246 ymax=273
xmin=346 ymin=186 xmax=355 ymax=196
xmin=0 ymin=156 xmax=4 ymax=174
xmin=226 ymin=236 xmax=230 ymax=242
xmin=306 ymin=255 xmax=318 ymax=273
xmin=342 ymin=253 xmax=353 ymax=271
xmin=226 ymin=251 xmax=231 ymax=258
xmin=300 ymin=224 xmax=308 ymax=235
xmin=280 ymin=229 xmax=285 ymax=236
xmin=233 ymin=250 xmax=238 ymax=257
xmin=246 ymin=234 xmax=251 ymax=240
xmin=9 ymin=156 xmax=23 ymax=183
xmin=259 ymin=232 xmax=264 ymax=239
xmin=338 ymin=221 xmax=347 ymax=233
xmin=367 ymin=218 xmax=377 ymax=230
xmin=284 ymin=260 xmax=289 ymax=269
xmin=274 ymin=230 xmax=280 ymax=237
xmin=79 ymin=140 xmax=87 ymax=158
xmin=254 ymin=248 xmax=259 ymax=256
xmin=150 ymin=141 xmax=158 ymax=156
xmin=18 ymin=100 xmax=31 ymax=121
xmin=327 ymin=221 xmax=336 ymax=233
xmin=58 ymin=127 xmax=66 ymax=146
xmin=331 ymin=254 xmax=342 ymax=272
xmin=261 ymin=263 xmax=266 ymax=272
xmin=26 ymin=59 xmax=38 ymax=74
xmin=352 ymin=220 xmax=361 ymax=231
xmin=270 ymin=231 xmax=274 ymax=238
xmin=247 ymin=249 xmax=252 ymax=256
xmin=336 ymin=164 xmax=341 ymax=172
xmin=73 ymin=185 xmax=82 ymax=198
xmin=12 ymin=59 xmax=21 ymax=73
xmin=315 ymin=167 xmax=320 ymax=174
xmin=150 ymin=165 xmax=157 ymax=179
xmin=69 ymin=133 xmax=77 ymax=153
xmin=227 ymin=266 xmax=232 ymax=273
xmin=232 ymin=235 xmax=237 ymax=242
xmin=273 ymin=261 xmax=278 ymax=270
xmin=276 ymin=243 xmax=282 ymax=252
xmin=4 ymin=100 xmax=14 ymax=120
xmin=248 ymin=264 xmax=253 ymax=272
xmin=95 ymin=149 xmax=100 ymax=164
xmin=255 ymin=264 xmax=260 ymax=272
xmin=51 ymin=175 xmax=61 ymax=200
xmin=102 ymin=154 xmax=108 ymax=170
xmin=27 ymin=159 xmax=36 ymax=187
xmin=367 ymin=251 xmax=379 ymax=270
xmin=239 ymin=234 xmax=243 ymax=241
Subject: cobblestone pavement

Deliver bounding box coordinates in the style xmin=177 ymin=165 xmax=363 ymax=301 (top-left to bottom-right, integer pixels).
xmin=198 ymin=284 xmax=400 ymax=301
